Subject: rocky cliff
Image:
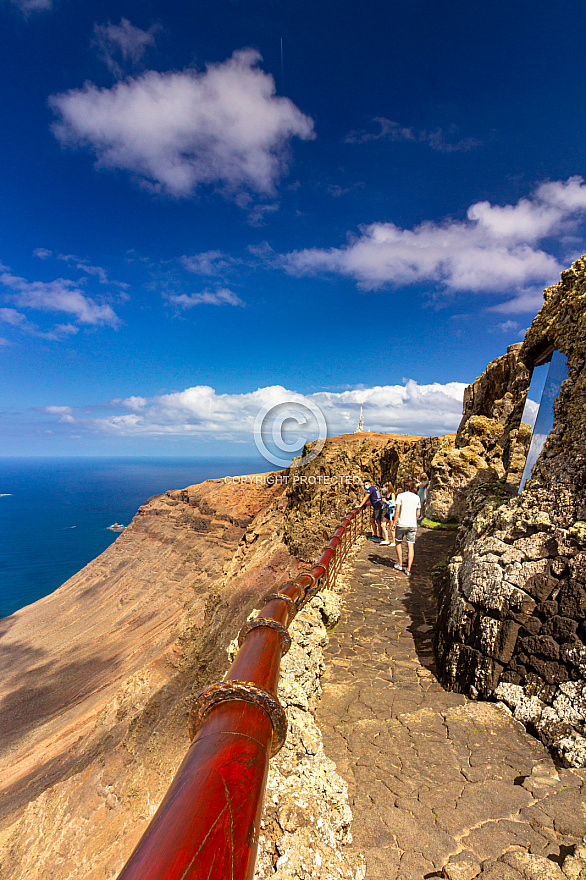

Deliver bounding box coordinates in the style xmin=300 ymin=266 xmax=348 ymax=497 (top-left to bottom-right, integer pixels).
xmin=283 ymin=431 xmax=442 ymax=561
xmin=426 ymin=343 xmax=532 ymax=522
xmin=434 ymin=253 xmax=586 ymax=768
xmin=0 ymin=475 xmax=297 ymax=879
xmin=0 ymin=432 xmax=428 ymax=879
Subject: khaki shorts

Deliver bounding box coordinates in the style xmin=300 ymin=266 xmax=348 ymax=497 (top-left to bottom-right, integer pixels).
xmin=395 ymin=525 xmax=417 ymax=544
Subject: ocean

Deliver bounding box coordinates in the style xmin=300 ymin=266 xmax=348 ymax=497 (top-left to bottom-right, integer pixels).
xmin=0 ymin=456 xmax=266 ymax=619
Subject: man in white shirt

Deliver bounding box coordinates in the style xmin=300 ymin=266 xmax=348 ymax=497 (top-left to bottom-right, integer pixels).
xmin=391 ymin=479 xmax=421 ymax=575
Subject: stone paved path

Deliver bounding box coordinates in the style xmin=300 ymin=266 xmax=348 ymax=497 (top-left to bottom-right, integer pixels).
xmin=317 ymin=529 xmax=586 ymax=880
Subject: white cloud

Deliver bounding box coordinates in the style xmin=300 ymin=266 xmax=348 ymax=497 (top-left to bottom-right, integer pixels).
xmin=57 ymin=253 xmax=129 ymax=289
xmin=0 ymin=307 xmax=29 ymax=326
xmin=247 ymin=201 xmax=280 ymax=227
xmin=37 ymin=406 xmax=75 ymax=423
xmin=344 ymin=117 xmax=480 ymax=152
xmin=0 ymin=307 xmax=80 ymax=340
xmin=33 ymin=248 xmax=52 ymax=259
xmin=49 ymin=49 xmax=315 ymax=199
xmin=489 ymin=289 xmax=545 ymax=315
xmin=168 ymin=288 xmax=244 ymax=308
xmin=1 ymin=272 xmax=121 ymax=327
xmin=181 ymin=251 xmax=238 ymax=276
xmin=53 ymin=322 xmax=79 ymax=336
xmin=495 ymin=319 xmax=520 ymax=333
xmin=521 ymin=398 xmax=540 ymax=429
xmin=283 ymin=177 xmax=586 ymax=309
xmin=44 ymin=380 xmax=466 ymax=441
xmin=93 ymin=18 xmax=158 ymax=78
xmin=41 ymin=405 xmax=73 ymax=414
xmin=6 ymin=0 xmax=51 ymax=15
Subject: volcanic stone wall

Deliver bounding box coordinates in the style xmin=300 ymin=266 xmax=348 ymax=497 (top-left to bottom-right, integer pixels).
xmin=426 ymin=342 xmax=532 ymax=522
xmin=434 ymin=254 xmax=586 ymax=767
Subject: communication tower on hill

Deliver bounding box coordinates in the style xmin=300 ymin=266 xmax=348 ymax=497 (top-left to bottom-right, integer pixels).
xmin=355 ymin=401 xmax=364 ymax=433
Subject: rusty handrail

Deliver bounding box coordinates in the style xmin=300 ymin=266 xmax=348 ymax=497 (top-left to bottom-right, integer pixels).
xmin=116 ymin=501 xmax=368 ymax=880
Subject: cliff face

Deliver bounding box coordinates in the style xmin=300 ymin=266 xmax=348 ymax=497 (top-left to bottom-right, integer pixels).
xmin=0 ymin=433 xmax=426 ymax=879
xmin=434 ymin=253 xmax=586 ymax=767
xmin=0 ymin=476 xmax=298 ymax=879
xmin=284 ymin=431 xmax=445 ymax=561
xmin=426 ymin=343 xmax=532 ymax=522
xmin=284 ymin=431 xmax=420 ymax=561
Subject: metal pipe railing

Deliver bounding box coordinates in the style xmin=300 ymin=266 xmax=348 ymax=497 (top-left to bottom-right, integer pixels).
xmin=116 ymin=501 xmax=368 ymax=880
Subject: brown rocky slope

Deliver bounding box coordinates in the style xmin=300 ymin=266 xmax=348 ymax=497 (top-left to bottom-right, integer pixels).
xmin=0 ymin=431 xmax=437 ymax=879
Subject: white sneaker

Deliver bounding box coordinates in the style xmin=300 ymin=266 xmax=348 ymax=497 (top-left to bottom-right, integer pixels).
xmin=394 ymin=563 xmax=403 ymax=570
xmin=380 ymin=540 xmax=391 ymax=545
xmin=390 ymin=542 xmax=396 ymax=547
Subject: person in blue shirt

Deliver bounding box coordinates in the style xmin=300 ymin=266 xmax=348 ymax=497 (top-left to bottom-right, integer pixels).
xmin=416 ymin=473 xmax=430 ymax=522
xmin=360 ymin=481 xmax=385 ymax=541
xmin=381 ymin=487 xmax=396 ymax=546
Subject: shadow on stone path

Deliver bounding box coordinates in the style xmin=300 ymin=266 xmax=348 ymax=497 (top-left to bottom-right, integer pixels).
xmin=316 ymin=529 xmax=586 ymax=880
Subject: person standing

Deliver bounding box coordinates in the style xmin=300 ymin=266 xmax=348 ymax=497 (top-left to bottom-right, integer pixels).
xmin=416 ymin=473 xmax=430 ymax=522
xmin=392 ymin=479 xmax=421 ymax=575
xmin=361 ymin=481 xmax=384 ymax=540
xmin=381 ymin=486 xmax=396 ymax=546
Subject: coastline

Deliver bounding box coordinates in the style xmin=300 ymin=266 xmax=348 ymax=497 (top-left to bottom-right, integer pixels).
xmin=0 ymin=433 xmax=430 ymax=878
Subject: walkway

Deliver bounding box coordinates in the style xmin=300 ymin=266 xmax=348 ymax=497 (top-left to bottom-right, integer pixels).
xmin=317 ymin=528 xmax=586 ymax=880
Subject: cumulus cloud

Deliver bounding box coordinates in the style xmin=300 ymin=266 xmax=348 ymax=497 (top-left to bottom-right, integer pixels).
xmin=43 ymin=380 xmax=466 ymax=441
xmin=344 ymin=117 xmax=479 ymax=152
xmin=1 ymin=272 xmax=120 ymax=327
xmin=168 ymin=288 xmax=244 ymax=308
xmin=93 ymin=18 xmax=158 ymax=78
xmin=33 ymin=248 xmax=52 ymax=259
xmin=283 ymin=177 xmax=586 ymax=309
xmin=49 ymin=49 xmax=315 ymax=199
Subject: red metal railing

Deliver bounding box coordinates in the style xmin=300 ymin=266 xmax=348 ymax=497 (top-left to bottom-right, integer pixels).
xmin=117 ymin=501 xmax=368 ymax=880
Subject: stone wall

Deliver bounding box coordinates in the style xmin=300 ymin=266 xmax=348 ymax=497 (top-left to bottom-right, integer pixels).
xmin=434 ymin=253 xmax=586 ymax=767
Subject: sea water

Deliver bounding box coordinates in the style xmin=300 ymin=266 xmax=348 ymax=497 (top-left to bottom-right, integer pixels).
xmin=0 ymin=457 xmax=266 ymax=619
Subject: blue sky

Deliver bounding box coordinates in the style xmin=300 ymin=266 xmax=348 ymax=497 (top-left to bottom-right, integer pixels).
xmin=1 ymin=0 xmax=586 ymax=458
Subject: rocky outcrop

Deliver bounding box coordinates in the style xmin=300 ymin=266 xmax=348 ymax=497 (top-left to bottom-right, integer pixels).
xmin=395 ymin=433 xmax=449 ymax=488
xmin=284 ymin=431 xmax=421 ymax=561
xmin=427 ymin=343 xmax=532 ymax=522
xmin=434 ymin=254 xmax=586 ymax=767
